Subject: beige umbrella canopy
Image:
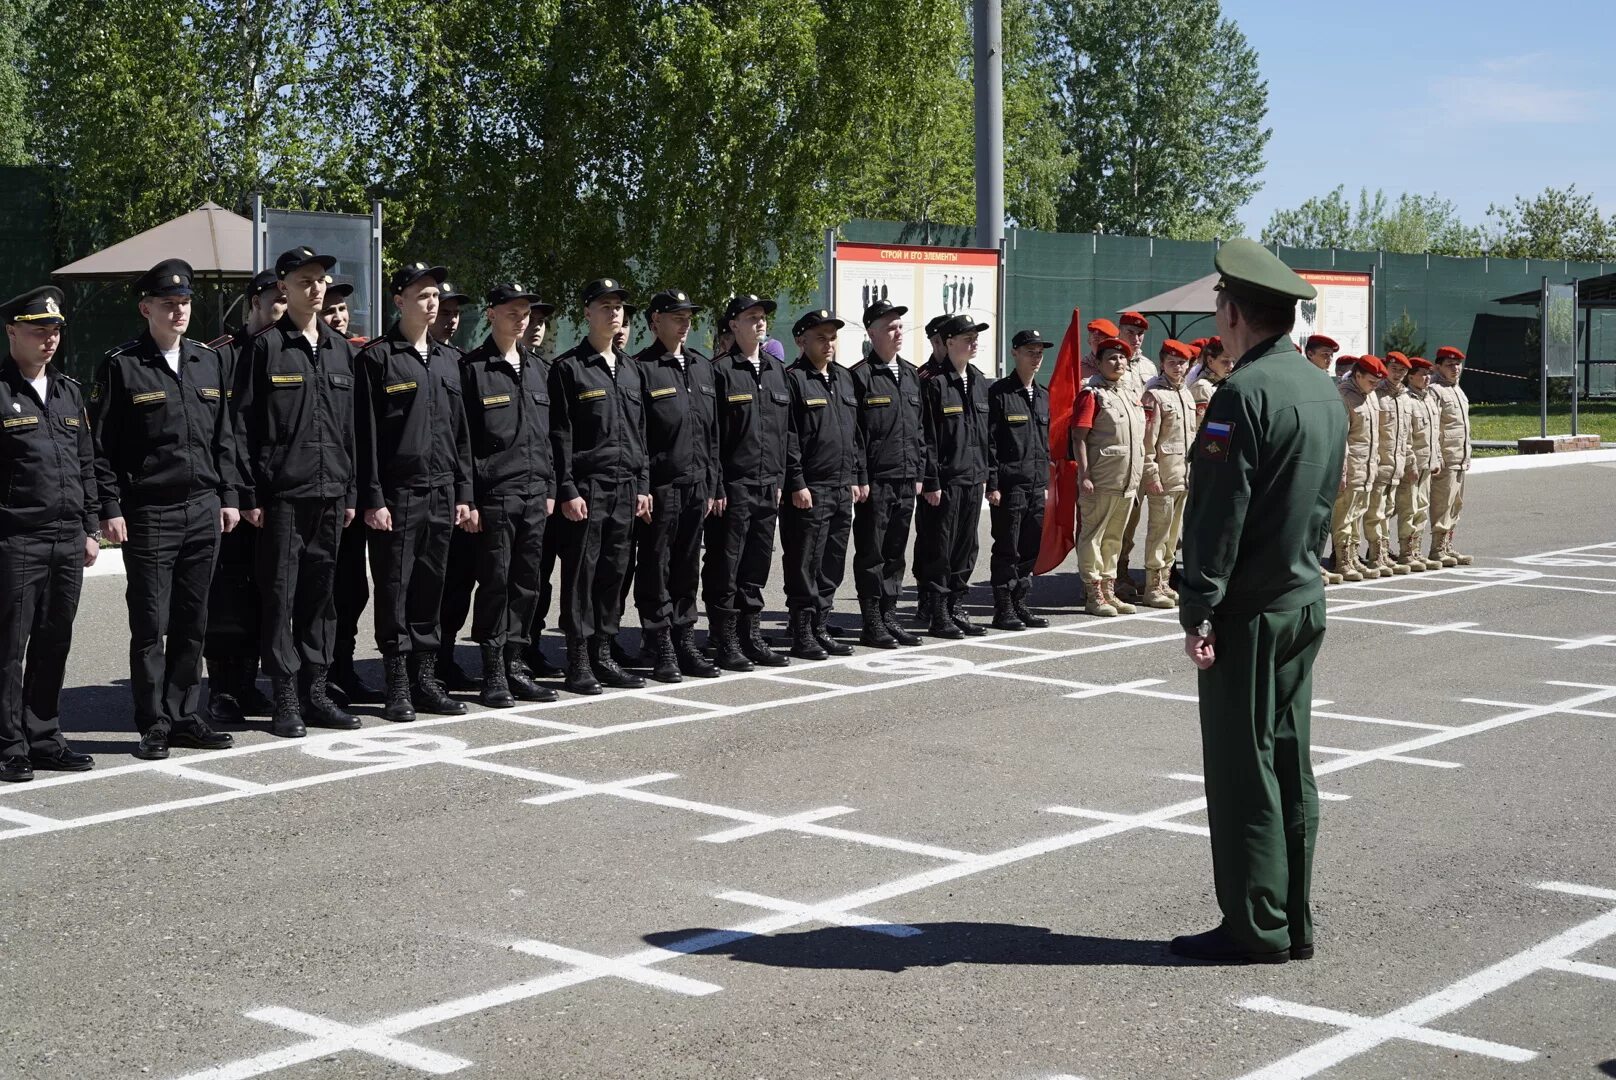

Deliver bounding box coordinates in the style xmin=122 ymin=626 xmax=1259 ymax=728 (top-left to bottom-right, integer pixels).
xmin=52 ymin=202 xmax=252 ymax=280
xmin=1124 ymin=271 xmax=1220 ymax=316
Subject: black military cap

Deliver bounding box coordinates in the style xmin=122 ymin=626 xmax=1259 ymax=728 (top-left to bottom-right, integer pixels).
xmin=439 ymin=281 xmax=471 ymax=304
xmin=723 ymin=293 xmax=777 ymax=327
xmin=323 ymin=280 xmax=355 ymax=302
xmin=485 ymin=283 xmax=541 ymax=308
xmin=390 ymin=261 xmax=449 ymax=295
xmin=1 ymin=286 xmax=66 ymax=326
xmin=135 ymin=258 xmax=194 ymax=298
xmin=646 ymin=289 xmax=702 ymax=315
xmin=938 ymin=313 xmax=989 ymax=339
xmin=581 ymin=277 xmax=631 ymax=306
xmin=862 ymin=299 xmax=908 ymax=327
xmin=529 ymin=298 xmax=556 ymax=318
xmin=1011 ymin=329 xmax=1055 ymax=350
xmin=275 ymin=246 xmax=337 ymax=278
xmin=792 ymin=309 xmax=845 ymax=337
xmin=924 ymin=314 xmax=948 ymax=338
xmin=245 ymin=269 xmax=280 ymax=299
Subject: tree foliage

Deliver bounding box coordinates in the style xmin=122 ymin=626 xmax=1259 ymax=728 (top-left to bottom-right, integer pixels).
xmin=1482 ymin=185 xmax=1615 ymax=262
xmin=1036 ymin=0 xmax=1269 ymax=239
xmin=1382 ymin=309 xmax=1426 ymax=360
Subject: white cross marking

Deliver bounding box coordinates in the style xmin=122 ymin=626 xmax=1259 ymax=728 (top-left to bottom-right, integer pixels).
xmin=509 ymin=939 xmax=721 ymax=996
xmin=1239 ymin=996 xmax=1534 ymax=1062
xmin=521 ymin=772 xmax=680 ymax=806
xmin=245 ymin=1006 xmax=472 ymax=1074
xmin=1162 ymin=772 xmax=1349 ymax=802
xmin=699 ymin=806 xmax=856 ymax=843
xmin=1311 ymin=745 xmax=1462 ymax=768
xmin=716 ymin=890 xmax=923 ymax=937
xmin=1045 ymin=805 xmax=1210 ymax=837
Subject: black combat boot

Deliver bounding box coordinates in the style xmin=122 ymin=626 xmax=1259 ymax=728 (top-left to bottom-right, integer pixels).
xmin=236 ymin=657 xmax=274 ymax=716
xmin=524 ymin=637 xmax=566 ymax=678
xmin=858 ymin=596 xmax=896 ymax=649
xmin=740 ymin=613 xmax=788 ymax=667
xmin=672 ymin=625 xmax=719 ymax=678
xmin=710 ymin=614 xmax=753 ymax=672
xmin=813 ymin=610 xmax=853 ymax=656
xmin=381 ymin=655 xmax=416 ymax=722
xmin=328 ymin=651 xmax=380 ymax=705
xmin=591 ymin=635 xmax=646 ymax=689
xmin=478 ymin=643 xmax=515 ymax=708
xmin=505 ymin=646 xmax=557 ymax=702
xmin=1012 ymin=578 xmax=1049 ymax=628
xmin=302 ymin=665 xmax=361 ymax=729
xmin=647 ymin=628 xmax=682 ymax=684
xmin=880 ymin=597 xmax=922 ymax=647
xmin=949 ymin=592 xmax=987 ymax=636
xmin=788 ymin=608 xmax=827 ymax=661
xmin=410 ymin=653 xmax=468 ymax=715
xmin=436 ymin=642 xmax=479 ymax=691
xmin=991 ymin=585 xmax=1025 ymax=631
xmin=270 ymin=677 xmax=306 ymax=738
xmin=927 ymin=593 xmax=964 ymax=639
xmin=564 ymin=637 xmax=603 ymax=695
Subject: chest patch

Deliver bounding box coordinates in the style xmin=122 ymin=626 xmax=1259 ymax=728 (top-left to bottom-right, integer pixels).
xmin=385 ymin=380 xmax=418 ymax=395
xmin=270 ymin=374 xmax=304 ymax=386
xmin=131 ymin=390 xmax=167 ymax=405
xmin=942 ymin=404 xmax=964 ymax=415
xmin=64 ymin=415 xmax=80 ymax=428
xmin=199 ymin=387 xmax=222 ymax=400
xmin=804 ymin=397 xmax=827 ymax=408
xmin=1005 ymin=413 xmax=1029 ymax=423
xmin=1197 ymin=419 xmax=1235 ymax=461
xmin=577 ymin=388 xmax=608 ymax=402
xmin=864 ymin=395 xmax=892 ymax=406
xmin=3 ymin=414 xmax=39 ymax=429
xmin=482 ymin=394 xmax=512 ymax=406
xmin=727 ymin=393 xmax=753 ymax=403
xmin=648 ymin=386 xmax=678 ymax=400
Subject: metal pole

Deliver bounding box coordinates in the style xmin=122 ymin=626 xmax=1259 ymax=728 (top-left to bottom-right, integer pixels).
xmin=251 ymin=193 xmax=264 ymax=273
xmin=823 ymin=227 xmax=837 ymax=314
xmin=1571 ymin=280 xmax=1580 ymax=436
xmin=972 ymin=0 xmax=1004 ymax=250
xmin=996 ymin=236 xmax=1009 ymax=377
xmin=370 ymin=201 xmax=384 ymax=340
xmin=1539 ymin=276 xmax=1549 ymax=439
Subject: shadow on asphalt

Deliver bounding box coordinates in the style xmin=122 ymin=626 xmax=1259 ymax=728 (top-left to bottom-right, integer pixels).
xmin=1597 ymin=1061 xmax=1615 ymax=1078
xmin=643 ymin=922 xmax=1196 ymax=972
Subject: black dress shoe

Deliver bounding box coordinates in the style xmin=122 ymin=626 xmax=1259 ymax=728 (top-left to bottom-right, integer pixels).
xmin=1169 ymin=927 xmax=1289 ymax=964
xmin=1291 ymin=942 xmax=1315 ymax=961
xmin=0 ymin=755 xmax=34 ymax=783
xmin=29 ymin=746 xmax=94 ymax=771
xmin=168 ymin=723 xmax=235 ymax=750
xmin=133 ymin=729 xmax=171 ymax=761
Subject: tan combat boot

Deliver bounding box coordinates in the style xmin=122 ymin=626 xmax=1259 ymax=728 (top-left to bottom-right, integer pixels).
xmin=1437 ymin=532 xmax=1459 ymax=568
xmin=1141 ymin=569 xmax=1176 ymax=609
xmin=1421 ymin=540 xmax=1444 ymax=571
xmin=1084 ymin=580 xmax=1118 ymax=617
xmin=1323 ymin=563 xmax=1343 ymax=585
xmin=1355 ymin=545 xmax=1381 ymax=579
xmin=1102 ymin=577 xmax=1137 ymax=614
xmin=1396 ymin=536 xmax=1424 ymax=573
xmin=1448 ymin=530 xmax=1473 ymax=565
xmin=1426 ymin=536 xmax=1448 ymax=570
xmin=1113 ymin=566 xmax=1140 ymax=603
xmin=1333 ymin=543 xmax=1363 ymax=582
xmin=1382 ymin=538 xmax=1409 ymax=575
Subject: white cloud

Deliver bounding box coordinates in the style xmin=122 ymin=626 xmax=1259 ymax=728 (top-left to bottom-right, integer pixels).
xmin=1427 ymin=75 xmax=1598 ymax=125
xmin=1478 ymin=52 xmax=1552 ymax=74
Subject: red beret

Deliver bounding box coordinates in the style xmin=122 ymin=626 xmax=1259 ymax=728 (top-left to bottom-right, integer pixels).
xmin=1095 ymin=336 xmax=1131 ymax=356
xmin=1189 ymin=337 xmax=1209 ymax=349
xmin=1159 ymin=339 xmax=1194 ymax=360
xmin=1384 ymin=350 xmax=1408 ymax=366
xmin=1087 ymin=318 xmax=1119 ymax=337
xmin=1305 ymin=334 xmax=1339 ymax=352
xmin=1189 ymin=346 xmax=1203 ymax=359
xmin=1206 ymin=336 xmax=1223 ymax=351
xmin=1354 ymin=354 xmax=1388 ymax=378
xmin=1435 ymin=346 xmax=1466 ymax=361
xmin=1408 ymin=355 xmax=1433 ymax=370
xmin=1118 ymin=311 xmax=1148 ymax=330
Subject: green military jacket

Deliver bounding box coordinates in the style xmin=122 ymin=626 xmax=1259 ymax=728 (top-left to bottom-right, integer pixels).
xmin=1178 ymin=335 xmax=1348 ymax=632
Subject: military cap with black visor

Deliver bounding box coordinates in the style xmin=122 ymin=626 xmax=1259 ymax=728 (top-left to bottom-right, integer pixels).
xmin=862 ymin=299 xmax=908 ymax=327
xmin=0 ymin=284 xmax=98 ymax=781
xmin=275 ymin=246 xmax=337 ymax=278
xmin=1011 ymin=328 xmax=1055 ymax=351
xmin=722 ymin=293 xmax=777 ymax=328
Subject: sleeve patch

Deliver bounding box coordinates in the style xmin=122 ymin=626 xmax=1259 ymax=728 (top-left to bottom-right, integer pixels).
xmin=1197 ymin=419 xmax=1235 ymax=461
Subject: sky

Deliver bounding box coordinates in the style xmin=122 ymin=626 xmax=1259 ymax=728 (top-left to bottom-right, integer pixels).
xmin=1224 ymin=0 xmax=1616 ymax=237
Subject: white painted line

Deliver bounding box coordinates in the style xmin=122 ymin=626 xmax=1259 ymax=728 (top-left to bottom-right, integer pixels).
xmin=0 ymin=804 xmax=61 ymax=828
xmin=1312 ymin=746 xmax=1463 ymax=769
xmin=509 ymin=940 xmax=722 ymax=996
xmin=1463 ymin=698 xmax=1616 ymax=720
xmin=1540 ymin=880 xmax=1616 ymax=902
xmin=634 ymin=692 xmax=732 ymax=713
xmin=1239 ymin=996 xmax=1534 ymax=1063
xmin=1062 ymin=678 xmax=1171 ymax=701
xmin=1499 ymin=579 xmax=1616 ymax=596
xmin=1469 ymin=446 xmax=1616 ymax=472
xmin=160 ymin=764 xmax=269 ymax=793
xmin=1407 ymin=620 xmax=1480 ymax=636
xmin=521 ymin=772 xmax=681 ymax=806
xmin=1312 ymin=710 xmax=1453 ymax=732
xmin=716 ymin=890 xmax=923 ymax=937
xmin=750 ymin=673 xmax=854 ymax=690
xmin=963 ymin=641 xmax=1063 ymax=655
xmin=1046 ymin=805 xmax=1211 ymax=837
xmin=1162 ymin=772 xmax=1349 ymax=802
xmin=1546 ymin=957 xmax=1616 ymax=982
xmin=698 ymin=806 xmax=856 ymax=844
xmin=1555 ymin=634 xmax=1616 ymax=650
xmin=245 ymin=1007 xmax=472 ymax=1074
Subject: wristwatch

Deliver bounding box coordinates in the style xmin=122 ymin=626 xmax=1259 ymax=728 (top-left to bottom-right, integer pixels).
xmin=1194 ymin=620 xmax=1212 ymax=637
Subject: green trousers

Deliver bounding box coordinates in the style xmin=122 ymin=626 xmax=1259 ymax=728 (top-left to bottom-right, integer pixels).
xmin=1196 ymin=599 xmax=1326 ymax=952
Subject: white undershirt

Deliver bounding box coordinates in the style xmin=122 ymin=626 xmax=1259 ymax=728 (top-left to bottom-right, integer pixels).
xmin=28 ymin=373 xmax=47 ymax=400
xmin=162 ymin=346 xmax=181 ymax=374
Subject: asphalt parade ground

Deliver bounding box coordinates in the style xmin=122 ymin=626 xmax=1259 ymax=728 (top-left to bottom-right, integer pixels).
xmin=4 ymin=457 xmax=1614 ymax=1080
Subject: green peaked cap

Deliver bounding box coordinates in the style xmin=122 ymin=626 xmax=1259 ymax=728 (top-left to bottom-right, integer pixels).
xmin=1214 ymin=238 xmax=1317 ymax=305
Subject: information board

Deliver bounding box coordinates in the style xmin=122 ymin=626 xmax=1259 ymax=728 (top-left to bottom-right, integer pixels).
xmin=831 ymin=241 xmax=1002 ymax=375
xmin=1294 ymin=270 xmax=1373 ymax=357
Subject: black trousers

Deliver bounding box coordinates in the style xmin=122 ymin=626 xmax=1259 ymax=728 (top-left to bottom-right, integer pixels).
xmin=368 ymin=486 xmax=453 ymax=657
xmin=781 ymin=484 xmax=852 ymax=615
xmin=915 ymin=481 xmax=984 ymax=597
xmin=439 ymin=526 xmax=477 ymax=654
xmin=333 ymin=516 xmax=370 ymax=662
xmin=472 ymin=492 xmax=549 ymax=648
xmin=557 ymin=479 xmax=636 ymax=640
xmin=852 ymin=479 xmax=916 ymax=600
xmin=0 ymin=526 xmax=83 ymax=758
xmin=634 ymin=480 xmax=706 ymax=632
xmin=530 ymin=511 xmax=562 ymax=638
xmin=123 ymin=493 xmax=221 ymax=733
xmin=204 ymin=523 xmax=259 ymax=661
xmin=989 ymin=483 xmax=1046 ymax=586
xmin=257 ymin=497 xmax=344 ymax=679
xmin=703 ymin=481 xmax=778 ymax=617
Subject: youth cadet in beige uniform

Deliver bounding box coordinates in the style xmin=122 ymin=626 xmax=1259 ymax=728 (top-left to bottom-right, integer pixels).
xmin=1331 ymin=355 xmax=1386 ymax=581
xmin=1112 ymin=311 xmax=1155 ymax=601
xmin=1398 ymin=356 xmax=1445 ymax=571
xmin=1070 ymin=336 xmax=1145 ymax=617
xmin=1138 ymin=339 xmax=1197 ymax=609
xmin=1427 ymin=346 xmax=1473 ymax=566
xmin=1364 ymin=352 xmax=1415 ymax=576
xmin=1303 ymin=335 xmax=1343 ymax=584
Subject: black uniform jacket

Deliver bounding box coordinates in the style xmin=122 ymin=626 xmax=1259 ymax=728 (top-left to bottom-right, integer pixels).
xmin=458 ymin=337 xmax=554 ymax=501
xmin=237 ymin=315 xmax=359 ymax=507
xmin=633 ymin=342 xmax=719 ymax=498
xmin=548 ymin=341 xmax=649 ymax=502
xmin=986 ymin=374 xmax=1051 ymax=492
xmin=354 ymin=325 xmax=473 ymax=509
xmin=710 ymin=348 xmax=791 ymax=490
xmin=921 ymin=363 xmax=992 ymax=489
xmin=0 ymin=358 xmax=97 ymax=537
xmin=90 ymin=332 xmax=240 ymax=518
xmin=848 ymin=353 xmax=926 ymax=482
xmin=784 ymin=358 xmax=865 ymax=491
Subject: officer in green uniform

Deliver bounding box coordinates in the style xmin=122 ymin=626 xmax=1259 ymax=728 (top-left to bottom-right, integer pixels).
xmin=1172 ymin=239 xmax=1347 ymax=965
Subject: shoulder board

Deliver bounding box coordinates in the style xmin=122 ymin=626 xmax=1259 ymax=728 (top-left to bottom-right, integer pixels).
xmin=190 ymin=339 xmax=218 ymax=355
xmin=106 ymin=338 xmax=141 ymax=358
xmin=685 ymin=347 xmax=711 ymax=364
xmin=57 ymin=371 xmax=81 ymax=386
xmin=206 ymin=333 xmax=234 ymax=349
xmin=252 ymin=324 xmax=278 ymax=339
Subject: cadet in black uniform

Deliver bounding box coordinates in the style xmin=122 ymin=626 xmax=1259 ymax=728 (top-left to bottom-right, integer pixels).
xmin=354 ymin=262 xmax=474 ymax=721
xmin=0 ymin=287 xmax=99 ymax=782
xmin=910 ymin=313 xmax=951 ymax=625
xmin=517 ymin=297 xmax=566 ymax=680
xmin=986 ymin=330 xmax=1055 ymax=631
xmin=918 ymin=314 xmax=993 ymax=638
xmin=780 ymin=310 xmax=865 ymax=660
xmin=631 ymin=289 xmax=720 ymax=683
xmin=91 ymin=259 xmax=241 ymax=759
xmin=458 ymin=284 xmax=558 ymax=708
xmin=204 ymin=270 xmax=282 ymax=725
xmin=549 ymin=278 xmax=651 ymax=695
xmin=237 ymin=246 xmax=362 ymax=737
xmin=848 ymin=299 xmax=924 ymax=648
xmin=704 ymin=294 xmax=792 ymax=671
xmin=431 ymin=279 xmax=480 ymax=692
xmin=326 ymin=277 xmax=378 ymax=706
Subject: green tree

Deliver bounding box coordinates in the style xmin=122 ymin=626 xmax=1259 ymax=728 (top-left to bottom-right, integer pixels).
xmin=1382 ymin=309 xmax=1426 ymax=360
xmin=1482 ymin=184 xmax=1615 ymax=262
xmin=1263 ymin=185 xmax=1480 ymax=255
xmin=1036 ymin=0 xmax=1269 ymax=239
xmin=0 ymin=0 xmax=39 ymax=165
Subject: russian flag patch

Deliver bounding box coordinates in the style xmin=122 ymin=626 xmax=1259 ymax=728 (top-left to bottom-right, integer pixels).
xmin=1198 ymin=419 xmax=1235 ymax=461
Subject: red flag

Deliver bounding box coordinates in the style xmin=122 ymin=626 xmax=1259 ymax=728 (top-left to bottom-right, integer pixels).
xmin=1035 ymin=307 xmax=1084 ymax=575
